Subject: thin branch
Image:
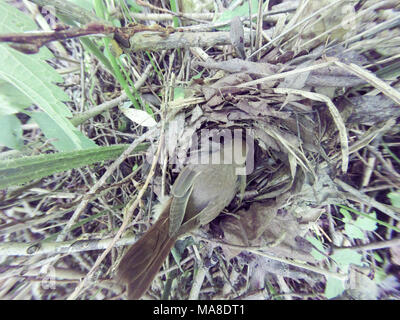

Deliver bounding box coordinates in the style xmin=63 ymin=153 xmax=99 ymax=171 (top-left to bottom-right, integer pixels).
xmin=0 ymin=24 xmax=251 ymax=54
xmin=0 ymin=23 xmax=114 ymax=54
xmin=67 ymin=127 xmax=165 ymax=300
xmin=55 ymin=127 xmax=157 ymax=242
xmin=199 ymin=237 xmax=347 ymax=281
xmin=126 ymin=30 xmax=251 ymax=52
xmin=0 ymin=235 xmax=137 ymax=256
xmin=333 ymin=237 xmax=400 ymax=253
xmin=335 ymin=178 xmax=400 ymax=222
xmin=70 ymin=63 xmax=153 ymax=126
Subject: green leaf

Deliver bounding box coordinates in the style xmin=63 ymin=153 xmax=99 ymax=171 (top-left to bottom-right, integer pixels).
xmin=330 ymin=248 xmax=364 ymax=272
xmin=0 ymin=144 xmax=148 ymax=189
xmin=0 ymin=2 xmax=93 ymax=151
xmin=337 ymin=204 xmax=400 ymax=233
xmin=374 ymin=267 xmax=388 ymax=283
xmin=126 ymin=0 xmax=143 ymax=13
xmin=80 ymin=37 xmax=114 ymax=75
xmin=344 ymin=223 xmax=365 ymax=240
xmin=68 ymin=0 xmax=94 ymax=11
xmin=353 ymin=211 xmax=377 ymax=232
xmin=340 ymin=208 xmax=377 ymax=240
xmin=0 ymin=2 xmax=52 ymax=59
xmin=0 ymin=47 xmax=86 ymax=151
xmin=339 ymin=207 xmax=352 ymax=222
xmin=373 ymin=252 xmax=384 ymax=264
xmin=30 ymin=112 xmax=97 ymax=151
xmin=305 ymin=235 xmax=326 ymax=261
xmin=174 ymin=87 xmax=185 ymax=101
xmin=0 ymin=114 xmax=23 ymax=150
xmin=216 ymin=0 xmax=259 ymax=24
xmin=387 ymin=192 xmax=400 ymax=208
xmin=0 ymin=79 xmax=32 ymax=116
xmin=170 ymin=247 xmax=183 ymax=272
xmin=192 ymin=70 xmax=204 ymax=80
xmin=382 ymin=142 xmax=400 ymax=166
xmin=169 ymin=0 xmax=180 ymax=28
xmin=325 ymin=276 xmax=345 ymax=299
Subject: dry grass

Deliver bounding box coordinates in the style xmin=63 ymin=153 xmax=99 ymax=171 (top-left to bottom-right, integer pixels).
xmin=1 ymin=0 xmax=400 ymax=300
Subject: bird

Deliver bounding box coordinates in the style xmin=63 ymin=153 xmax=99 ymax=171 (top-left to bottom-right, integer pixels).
xmin=116 ymin=136 xmax=248 ymax=299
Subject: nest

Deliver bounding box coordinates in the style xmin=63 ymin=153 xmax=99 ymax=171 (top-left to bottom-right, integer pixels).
xmin=1 ymin=0 xmax=400 ymax=300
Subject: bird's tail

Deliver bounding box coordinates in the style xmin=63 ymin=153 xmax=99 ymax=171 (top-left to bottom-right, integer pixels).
xmin=117 ymin=198 xmax=176 ymax=299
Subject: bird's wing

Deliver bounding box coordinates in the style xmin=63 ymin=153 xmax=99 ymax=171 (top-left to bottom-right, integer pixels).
xmin=177 ymin=200 xmax=220 ymax=236
xmin=169 ymin=166 xmax=201 ymax=237
xmin=171 ymin=166 xmax=200 ymax=197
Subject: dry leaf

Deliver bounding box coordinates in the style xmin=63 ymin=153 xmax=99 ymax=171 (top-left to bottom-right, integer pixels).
xmin=235 ymin=99 xmax=291 ymax=119
xmin=196 ymin=58 xmax=278 ymax=76
xmin=347 ymin=265 xmax=379 ymax=299
xmin=202 ymin=73 xmax=252 ymax=100
xmin=220 ymin=199 xmax=318 ymax=263
xmin=343 ymin=95 xmax=400 ymax=124
xmin=220 ymin=202 xmax=277 ymax=259
xmin=220 ymin=201 xmax=278 ymax=260
xmin=278 ymin=60 xmax=314 ymax=90
xmin=390 ymin=245 xmax=400 ymax=266
xmin=247 ymin=255 xmax=321 ymax=291
xmin=230 ymin=16 xmax=245 ymax=59
xmin=120 ymin=107 xmax=157 ymax=127
xmin=290 ymin=0 xmax=359 ymax=50
xmin=253 ymin=127 xmax=280 ymax=151
xmin=259 ymin=213 xmax=317 ymax=263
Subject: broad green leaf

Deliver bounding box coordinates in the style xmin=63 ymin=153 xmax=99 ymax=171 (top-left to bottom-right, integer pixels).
xmin=337 ymin=204 xmax=400 ymax=233
xmin=354 ymin=211 xmax=377 ymax=232
xmin=325 ymin=276 xmax=345 ymax=299
xmin=339 ymin=207 xmax=352 ymax=222
xmin=68 ymin=0 xmax=94 ymax=11
xmin=216 ymin=0 xmax=259 ymax=24
xmin=340 ymin=208 xmax=377 ymax=240
xmin=126 ymin=0 xmax=144 ymax=12
xmin=344 ymin=223 xmax=365 ymax=240
xmin=330 ymin=249 xmax=364 ymax=272
xmin=0 ymin=79 xmax=32 ymax=116
xmin=31 ymin=112 xmax=97 ymax=151
xmin=0 ymin=143 xmax=149 ymax=189
xmin=305 ymin=235 xmax=326 ymax=261
xmin=174 ymin=87 xmax=185 ymax=101
xmin=0 ymin=2 xmax=94 ymax=151
xmin=0 ymin=114 xmax=23 ymax=150
xmin=387 ymin=192 xmax=400 ymax=208
xmin=0 ymin=47 xmax=84 ymax=150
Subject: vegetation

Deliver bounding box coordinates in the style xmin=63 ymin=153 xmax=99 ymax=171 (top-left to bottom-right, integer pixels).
xmin=0 ymin=0 xmax=399 ymax=300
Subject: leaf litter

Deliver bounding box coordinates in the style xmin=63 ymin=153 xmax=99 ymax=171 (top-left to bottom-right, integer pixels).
xmin=2 ymin=0 xmax=400 ymax=300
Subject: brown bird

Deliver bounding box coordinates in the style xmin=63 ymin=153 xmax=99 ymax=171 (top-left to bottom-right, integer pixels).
xmin=117 ymin=137 xmax=248 ymax=299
